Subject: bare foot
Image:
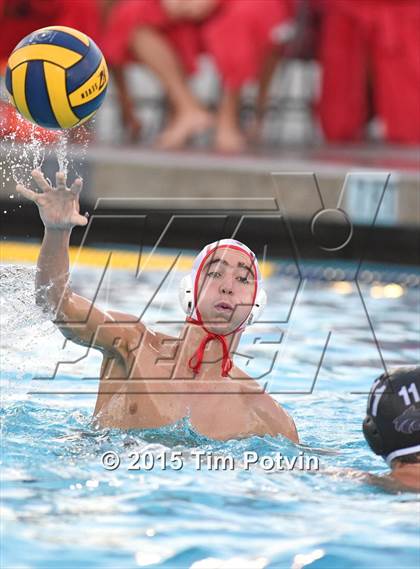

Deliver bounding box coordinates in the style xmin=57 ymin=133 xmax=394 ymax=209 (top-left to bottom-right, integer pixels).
xmin=214 ymin=125 xmax=246 ymax=154
xmin=156 ymin=108 xmax=214 ymax=150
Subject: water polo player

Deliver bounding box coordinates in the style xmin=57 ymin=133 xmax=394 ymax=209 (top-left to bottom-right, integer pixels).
xmin=16 ymin=169 xmax=298 ymax=442
xmin=363 ymin=367 xmax=420 ymax=491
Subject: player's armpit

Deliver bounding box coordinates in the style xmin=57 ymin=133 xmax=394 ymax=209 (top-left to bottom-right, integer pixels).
xmin=54 ymin=291 xmax=145 ymax=358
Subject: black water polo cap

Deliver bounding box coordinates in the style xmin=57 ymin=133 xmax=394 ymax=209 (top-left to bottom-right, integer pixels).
xmin=363 ymin=367 xmax=420 ymax=465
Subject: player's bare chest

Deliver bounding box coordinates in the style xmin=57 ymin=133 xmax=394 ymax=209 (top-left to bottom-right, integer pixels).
xmin=123 ymin=334 xmax=187 ymax=379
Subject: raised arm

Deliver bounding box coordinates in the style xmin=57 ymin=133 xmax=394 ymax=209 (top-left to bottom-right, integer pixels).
xmin=16 ymin=170 xmax=143 ymax=357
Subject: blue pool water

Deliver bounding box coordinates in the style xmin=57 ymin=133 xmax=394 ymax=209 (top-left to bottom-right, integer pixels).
xmin=1 ymin=258 xmax=419 ymax=569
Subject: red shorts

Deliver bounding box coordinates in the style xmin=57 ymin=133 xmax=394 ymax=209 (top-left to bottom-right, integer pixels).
xmin=319 ymin=0 xmax=420 ymax=144
xmin=102 ymin=0 xmax=201 ymax=74
xmin=201 ymin=0 xmax=295 ymax=89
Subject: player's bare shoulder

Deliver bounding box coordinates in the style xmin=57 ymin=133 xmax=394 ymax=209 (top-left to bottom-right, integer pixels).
xmin=106 ymin=312 xmax=174 ymax=356
xmin=105 ymin=310 xmax=146 ymax=354
xmin=231 ymin=365 xmax=266 ymax=393
xmin=260 ymin=395 xmax=299 ymax=442
xmin=233 ymin=367 xmax=299 ymax=442
xmin=142 ymin=326 xmax=179 ymax=355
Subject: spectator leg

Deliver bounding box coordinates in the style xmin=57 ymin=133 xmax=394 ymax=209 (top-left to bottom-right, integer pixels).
xmin=131 ymin=26 xmax=213 ymax=149
xmin=111 ymin=66 xmax=142 ymax=143
xmin=373 ymin=6 xmax=420 ymax=144
xmin=247 ymin=50 xmax=280 ymax=143
xmin=319 ymin=10 xmax=367 ymax=142
xmin=215 ymin=89 xmax=246 ymax=153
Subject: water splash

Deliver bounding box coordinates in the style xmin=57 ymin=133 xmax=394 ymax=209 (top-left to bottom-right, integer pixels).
xmin=56 ymin=131 xmax=69 ymax=176
xmin=1 ymin=93 xmax=90 ymax=198
xmin=1 ymin=117 xmax=46 ymax=189
xmin=0 ymin=265 xmax=53 ymax=328
xmin=0 ymin=265 xmax=57 ymax=383
xmin=30 ymin=125 xmax=46 ymax=171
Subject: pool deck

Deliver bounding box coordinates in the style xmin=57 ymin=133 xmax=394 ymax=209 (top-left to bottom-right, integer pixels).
xmin=1 ymin=142 xmax=419 ymax=264
xmin=2 ymin=141 xmax=418 ymax=222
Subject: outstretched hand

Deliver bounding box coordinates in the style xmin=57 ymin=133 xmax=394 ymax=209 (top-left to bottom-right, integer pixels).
xmin=16 ymin=169 xmax=88 ymax=230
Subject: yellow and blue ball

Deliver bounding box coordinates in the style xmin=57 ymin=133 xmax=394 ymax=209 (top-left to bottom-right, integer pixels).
xmin=5 ymin=26 xmax=108 ymax=129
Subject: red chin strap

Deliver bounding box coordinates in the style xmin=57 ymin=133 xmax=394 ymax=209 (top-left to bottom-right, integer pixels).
xmin=187 ymin=318 xmax=233 ymax=377
xmin=186 ymin=242 xmax=259 ymax=377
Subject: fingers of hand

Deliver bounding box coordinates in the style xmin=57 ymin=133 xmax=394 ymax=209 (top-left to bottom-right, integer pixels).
xmin=56 ymin=171 xmax=67 ymax=191
xmin=70 ymin=178 xmax=83 ymax=196
xmin=16 ymin=184 xmax=38 ymax=202
xmin=31 ymin=169 xmax=52 ymax=193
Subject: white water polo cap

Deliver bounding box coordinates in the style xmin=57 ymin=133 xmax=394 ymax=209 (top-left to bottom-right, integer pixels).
xmin=179 ymin=239 xmax=267 ymax=327
xmin=179 ymin=239 xmax=267 ymax=377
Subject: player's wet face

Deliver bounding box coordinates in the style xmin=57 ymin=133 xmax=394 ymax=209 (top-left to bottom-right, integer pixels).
xmin=196 ymin=248 xmax=256 ymax=333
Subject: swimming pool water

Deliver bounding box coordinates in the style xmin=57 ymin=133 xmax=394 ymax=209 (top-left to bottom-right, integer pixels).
xmin=1 ymin=259 xmax=419 ymax=569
